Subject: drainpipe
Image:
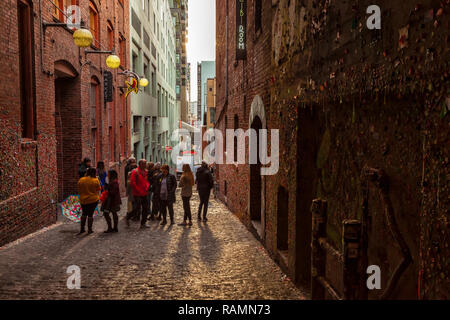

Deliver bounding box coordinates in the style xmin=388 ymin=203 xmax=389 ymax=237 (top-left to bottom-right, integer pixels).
xmin=38 ymin=0 xmax=45 ymax=75
xmin=225 ymin=0 xmax=228 ymax=102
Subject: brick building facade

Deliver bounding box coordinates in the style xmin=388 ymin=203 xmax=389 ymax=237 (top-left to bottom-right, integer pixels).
xmin=0 ymin=0 xmax=130 ymax=247
xmin=216 ymin=0 xmax=448 ymax=299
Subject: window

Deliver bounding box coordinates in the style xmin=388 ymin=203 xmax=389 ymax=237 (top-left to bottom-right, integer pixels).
xmin=53 ymin=0 xmax=78 ymax=22
xmin=90 ymin=77 xmax=100 ymax=162
xmin=107 ymin=22 xmax=114 ymax=51
xmin=18 ymin=0 xmax=35 ymax=139
xmin=89 ymin=2 xmax=99 ymax=46
xmin=255 ymin=0 xmax=262 ymax=33
xmin=210 ymin=108 xmax=216 ymax=125
xmin=151 ymin=64 xmax=156 ymax=97
xmin=131 ymin=8 xmax=141 ymax=36
xmin=143 ymin=60 xmax=149 ymax=93
xmin=133 ymin=116 xmax=141 ymax=133
xmin=132 ymin=52 xmax=138 ymax=73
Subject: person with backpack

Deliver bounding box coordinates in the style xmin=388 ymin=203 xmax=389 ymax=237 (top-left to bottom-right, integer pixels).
xmin=97 ymin=161 xmax=107 ymax=191
xmin=196 ymin=161 xmax=214 ymax=222
xmin=128 ymin=159 xmax=150 ymax=228
xmin=102 ymin=170 xmax=122 ymax=233
xmin=155 ymin=164 xmax=177 ymax=225
xmin=78 ymin=167 xmax=101 ymax=234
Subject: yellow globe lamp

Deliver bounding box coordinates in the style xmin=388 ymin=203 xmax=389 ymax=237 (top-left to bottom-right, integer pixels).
xmin=73 ymin=28 xmax=93 ymax=48
xmin=140 ymin=78 xmax=149 ymax=88
xmin=106 ymin=55 xmax=121 ymax=69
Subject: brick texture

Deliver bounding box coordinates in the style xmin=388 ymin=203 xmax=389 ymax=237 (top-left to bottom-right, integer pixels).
xmin=0 ymin=0 xmax=131 ymax=247
xmin=216 ymin=0 xmax=448 ymax=299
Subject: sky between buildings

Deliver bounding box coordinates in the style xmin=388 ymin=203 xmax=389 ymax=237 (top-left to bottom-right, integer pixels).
xmin=187 ymin=0 xmax=216 ymax=100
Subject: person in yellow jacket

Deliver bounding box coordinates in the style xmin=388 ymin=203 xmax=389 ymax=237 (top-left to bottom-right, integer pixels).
xmin=78 ymin=167 xmax=101 ymax=235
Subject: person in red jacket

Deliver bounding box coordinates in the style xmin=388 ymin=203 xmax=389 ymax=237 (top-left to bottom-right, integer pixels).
xmin=127 ymin=159 xmax=150 ymax=228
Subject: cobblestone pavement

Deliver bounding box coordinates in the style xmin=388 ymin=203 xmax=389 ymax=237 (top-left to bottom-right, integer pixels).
xmin=0 ymin=191 xmax=307 ymax=300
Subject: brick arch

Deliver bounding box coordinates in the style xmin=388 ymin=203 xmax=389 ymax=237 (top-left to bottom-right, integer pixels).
xmin=54 ymin=59 xmax=78 ymax=79
xmin=248 ymin=95 xmax=266 ymax=240
xmin=249 ymin=95 xmax=267 ymax=129
xmin=54 ymin=60 xmax=82 ymax=201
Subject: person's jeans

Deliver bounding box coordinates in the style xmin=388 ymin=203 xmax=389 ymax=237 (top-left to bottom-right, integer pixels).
xmin=160 ymin=200 xmax=174 ymax=223
xmin=182 ymin=196 xmax=192 ymax=221
xmin=152 ymin=197 xmax=160 ymax=218
xmin=128 ymin=196 xmax=148 ymax=225
xmin=147 ymin=191 xmax=153 ymax=217
xmin=198 ymin=191 xmax=211 ymax=219
xmin=104 ymin=210 xmax=119 ymax=230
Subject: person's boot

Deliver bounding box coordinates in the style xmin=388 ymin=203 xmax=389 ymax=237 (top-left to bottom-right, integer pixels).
xmin=78 ymin=216 xmax=87 ymax=235
xmin=104 ymin=214 xmax=113 ymax=233
xmin=113 ymin=215 xmax=119 ymax=233
xmin=87 ymin=217 xmax=94 ymax=234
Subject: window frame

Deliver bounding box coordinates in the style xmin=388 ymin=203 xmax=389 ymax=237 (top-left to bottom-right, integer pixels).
xmin=18 ymin=0 xmax=36 ymax=140
xmin=89 ymin=1 xmax=99 ymax=47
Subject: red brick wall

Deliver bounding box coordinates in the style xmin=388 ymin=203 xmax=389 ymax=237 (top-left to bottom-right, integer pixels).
xmin=0 ymin=0 xmax=130 ymax=246
xmin=215 ymin=0 xmax=273 ymax=217
xmin=216 ymin=0 xmax=449 ymax=299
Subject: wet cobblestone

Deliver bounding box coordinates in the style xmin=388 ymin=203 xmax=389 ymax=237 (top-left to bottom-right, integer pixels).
xmin=0 ymin=191 xmax=306 ymax=300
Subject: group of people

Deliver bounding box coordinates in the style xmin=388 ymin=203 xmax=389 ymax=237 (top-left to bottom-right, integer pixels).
xmin=76 ymin=157 xmax=214 ymax=235
xmin=124 ymin=158 xmax=214 ymax=228
xmin=77 ymin=158 xmax=122 ymax=234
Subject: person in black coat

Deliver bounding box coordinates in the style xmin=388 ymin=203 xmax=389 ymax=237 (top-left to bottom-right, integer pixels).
xmin=155 ymin=164 xmax=177 ymax=225
xmin=195 ymin=161 xmax=214 ymax=222
xmin=102 ymin=170 xmax=122 ymax=233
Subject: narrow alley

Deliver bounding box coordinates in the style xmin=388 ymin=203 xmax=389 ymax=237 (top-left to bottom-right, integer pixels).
xmin=0 ymin=191 xmax=306 ymax=300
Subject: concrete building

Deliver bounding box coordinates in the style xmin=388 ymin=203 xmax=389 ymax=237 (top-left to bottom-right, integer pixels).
xmin=0 ymin=0 xmax=130 ymax=246
xmin=129 ymin=0 xmax=177 ymax=166
xmin=170 ymin=0 xmax=189 ymax=124
xmin=197 ymin=61 xmax=215 ymax=125
xmin=215 ymin=0 xmax=448 ymax=299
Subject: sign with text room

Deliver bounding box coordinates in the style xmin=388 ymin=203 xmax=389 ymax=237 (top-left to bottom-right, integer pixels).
xmin=236 ymin=0 xmax=247 ymax=60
